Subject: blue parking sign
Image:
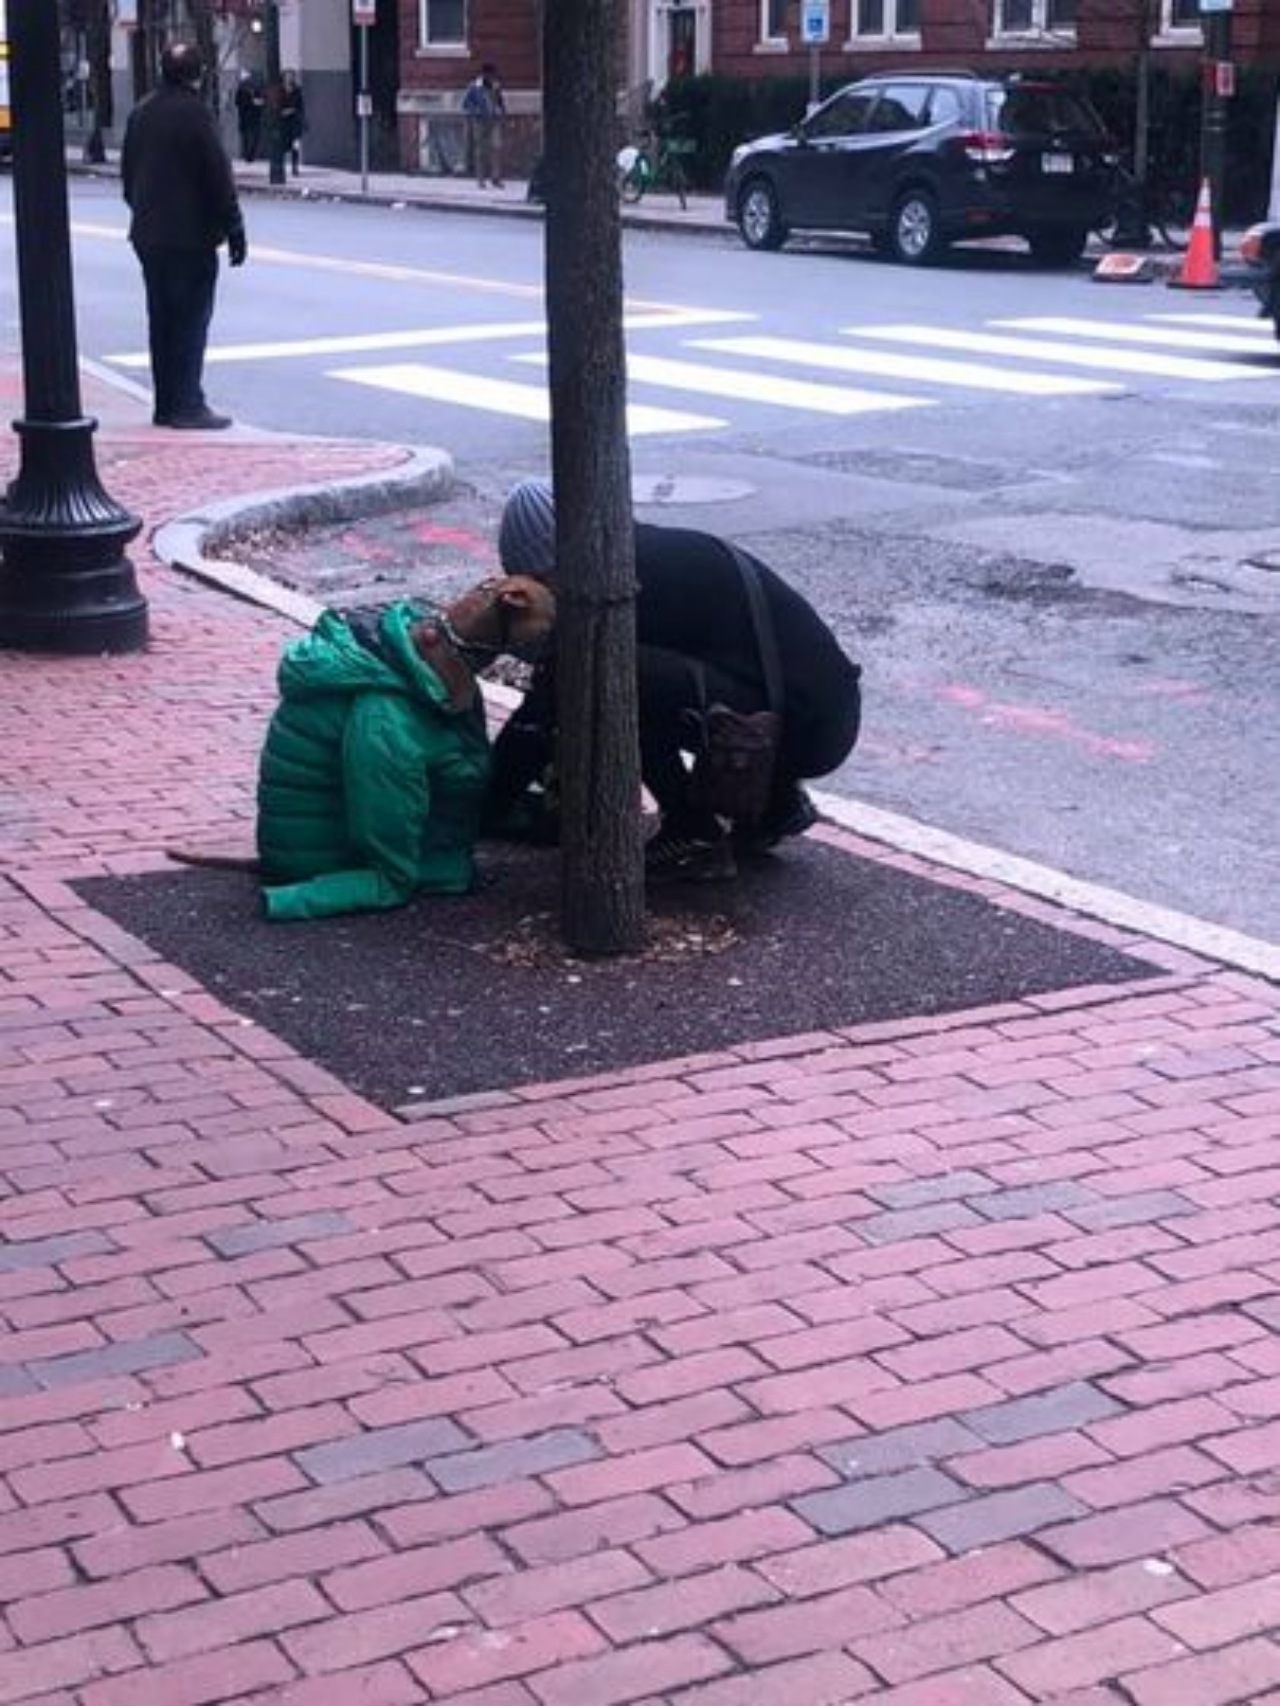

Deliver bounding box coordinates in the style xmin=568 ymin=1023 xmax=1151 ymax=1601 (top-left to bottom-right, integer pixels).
xmin=802 ymin=0 xmax=830 ymax=43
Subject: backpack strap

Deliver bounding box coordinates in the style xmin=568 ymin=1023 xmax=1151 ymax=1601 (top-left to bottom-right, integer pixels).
xmin=722 ymin=542 xmax=784 ymax=718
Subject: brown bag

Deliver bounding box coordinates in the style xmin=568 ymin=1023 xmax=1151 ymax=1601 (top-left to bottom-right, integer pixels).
xmin=692 ymin=704 xmax=782 ymax=823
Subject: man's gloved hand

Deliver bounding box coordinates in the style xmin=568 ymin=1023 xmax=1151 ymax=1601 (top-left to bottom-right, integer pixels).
xmin=228 ymin=227 xmax=248 ymax=268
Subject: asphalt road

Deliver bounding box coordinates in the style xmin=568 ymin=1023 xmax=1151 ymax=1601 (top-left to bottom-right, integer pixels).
xmin=4 ymin=180 xmax=1279 ymax=945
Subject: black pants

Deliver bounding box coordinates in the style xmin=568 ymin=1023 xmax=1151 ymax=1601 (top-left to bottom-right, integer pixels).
xmin=135 ymin=244 xmax=218 ymax=423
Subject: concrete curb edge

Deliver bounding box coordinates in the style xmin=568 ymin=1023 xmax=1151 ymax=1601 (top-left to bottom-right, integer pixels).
xmin=151 ymin=441 xmax=454 ymax=628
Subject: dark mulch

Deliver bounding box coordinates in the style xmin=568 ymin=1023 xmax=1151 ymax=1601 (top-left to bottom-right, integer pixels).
xmin=77 ymin=840 xmax=1160 ymax=1112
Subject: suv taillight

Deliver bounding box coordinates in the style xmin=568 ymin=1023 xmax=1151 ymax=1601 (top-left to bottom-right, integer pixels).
xmin=959 ymin=130 xmax=1015 ymax=166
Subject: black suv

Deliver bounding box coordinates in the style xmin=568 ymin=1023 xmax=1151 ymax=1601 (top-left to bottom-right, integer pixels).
xmin=724 ymin=71 xmax=1116 ymax=267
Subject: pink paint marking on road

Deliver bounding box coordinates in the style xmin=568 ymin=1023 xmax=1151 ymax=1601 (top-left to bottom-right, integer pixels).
xmin=935 ymin=684 xmax=1155 ymax=762
xmin=410 ymin=521 xmax=493 ymax=557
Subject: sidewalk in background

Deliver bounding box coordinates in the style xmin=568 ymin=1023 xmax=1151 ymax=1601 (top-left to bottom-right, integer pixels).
xmin=2 ymin=356 xmax=1280 ymax=1703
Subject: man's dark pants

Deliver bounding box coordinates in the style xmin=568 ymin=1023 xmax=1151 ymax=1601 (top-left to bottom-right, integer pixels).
xmin=135 ymin=244 xmax=218 ymax=423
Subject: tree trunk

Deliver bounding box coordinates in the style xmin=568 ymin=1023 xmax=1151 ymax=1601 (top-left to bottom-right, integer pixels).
xmin=542 ymin=0 xmax=645 ymax=957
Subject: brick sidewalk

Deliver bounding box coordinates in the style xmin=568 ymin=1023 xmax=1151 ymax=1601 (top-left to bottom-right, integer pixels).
xmin=3 ymin=377 xmax=1280 ymax=1705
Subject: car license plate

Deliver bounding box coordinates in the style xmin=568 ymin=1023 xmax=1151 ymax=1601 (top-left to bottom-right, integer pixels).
xmin=1042 ymin=152 xmax=1074 ymax=174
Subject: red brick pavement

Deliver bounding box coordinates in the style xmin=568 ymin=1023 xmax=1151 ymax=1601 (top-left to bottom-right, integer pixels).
xmin=2 ymin=373 xmax=1280 ymax=1702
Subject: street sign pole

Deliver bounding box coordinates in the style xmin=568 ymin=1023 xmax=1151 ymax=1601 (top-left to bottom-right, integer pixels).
xmin=1198 ymin=0 xmax=1233 ymax=256
xmin=352 ymin=0 xmax=375 ymax=195
xmin=801 ymin=0 xmax=829 ymax=115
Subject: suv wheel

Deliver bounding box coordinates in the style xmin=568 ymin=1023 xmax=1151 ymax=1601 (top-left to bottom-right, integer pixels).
xmin=890 ymin=189 xmax=944 ymax=266
xmin=1028 ymin=226 xmax=1090 ymax=267
xmin=737 ymin=177 xmax=788 ymax=252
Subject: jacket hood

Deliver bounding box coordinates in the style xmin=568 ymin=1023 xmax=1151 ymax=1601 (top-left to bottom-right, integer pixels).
xmin=276 ymin=601 xmax=456 ymax=709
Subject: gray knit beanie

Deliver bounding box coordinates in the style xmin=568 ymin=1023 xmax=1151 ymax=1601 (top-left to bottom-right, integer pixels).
xmin=498 ymin=479 xmax=557 ymax=579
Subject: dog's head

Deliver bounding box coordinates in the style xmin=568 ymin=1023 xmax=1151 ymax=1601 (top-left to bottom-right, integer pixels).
xmin=444 ymin=575 xmax=556 ymax=662
xmin=409 ymin=577 xmax=556 ymax=712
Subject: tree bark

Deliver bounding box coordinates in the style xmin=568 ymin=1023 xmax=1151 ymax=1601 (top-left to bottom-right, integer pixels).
xmin=542 ymin=0 xmax=645 ymax=957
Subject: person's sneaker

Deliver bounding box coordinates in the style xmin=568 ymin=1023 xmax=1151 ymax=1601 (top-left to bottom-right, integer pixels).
xmin=165 ymin=407 xmax=233 ymax=431
xmin=734 ymin=784 xmax=821 ymax=856
xmin=645 ymin=826 xmax=736 ymax=884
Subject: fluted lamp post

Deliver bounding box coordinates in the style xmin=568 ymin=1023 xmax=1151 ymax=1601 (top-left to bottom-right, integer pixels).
xmin=0 ymin=0 xmax=148 ymax=654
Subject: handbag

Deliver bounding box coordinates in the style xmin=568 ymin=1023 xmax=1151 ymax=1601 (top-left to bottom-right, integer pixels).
xmin=688 ymin=545 xmax=785 ymax=825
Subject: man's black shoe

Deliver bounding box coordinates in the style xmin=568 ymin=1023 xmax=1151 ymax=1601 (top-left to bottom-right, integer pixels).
xmin=165 ymin=407 xmax=233 ymax=431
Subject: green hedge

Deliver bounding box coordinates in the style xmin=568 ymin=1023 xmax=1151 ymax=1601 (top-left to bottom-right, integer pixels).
xmin=662 ymin=65 xmax=1278 ymax=223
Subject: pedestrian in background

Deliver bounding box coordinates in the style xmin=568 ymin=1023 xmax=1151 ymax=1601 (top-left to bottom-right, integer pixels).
xmin=234 ymin=69 xmax=263 ymax=163
xmin=279 ymin=70 xmax=306 ymax=177
xmin=462 ymin=63 xmax=506 ymax=189
xmin=121 ymin=41 xmax=246 ymax=431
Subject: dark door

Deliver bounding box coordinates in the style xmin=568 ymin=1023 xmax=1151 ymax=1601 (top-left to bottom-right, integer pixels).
xmin=779 ymin=87 xmax=878 ymax=229
xmin=666 ymin=7 xmax=696 ymax=80
xmin=858 ymin=82 xmax=937 ymax=222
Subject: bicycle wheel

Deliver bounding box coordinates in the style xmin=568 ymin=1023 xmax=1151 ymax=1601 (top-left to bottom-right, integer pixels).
xmin=1154 ymin=182 xmax=1197 ymax=251
xmin=618 ymin=148 xmax=650 ymax=204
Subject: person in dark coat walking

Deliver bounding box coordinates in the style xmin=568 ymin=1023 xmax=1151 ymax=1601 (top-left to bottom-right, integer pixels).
xmin=234 ymin=70 xmax=263 ymax=163
xmin=488 ymin=480 xmax=863 ymax=882
xmin=279 ymin=70 xmax=305 ymax=177
xmin=121 ymin=42 xmax=246 ymax=431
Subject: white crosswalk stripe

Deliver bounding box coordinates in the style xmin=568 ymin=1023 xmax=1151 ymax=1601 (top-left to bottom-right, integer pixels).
xmin=692 ymin=334 xmax=1117 ymax=396
xmin=328 ymin=361 xmax=724 ymax=435
xmin=1153 ymin=312 xmax=1277 ymax=337
xmin=994 ymin=315 xmax=1280 ymax=359
xmin=850 ymin=323 xmax=1277 ymax=383
xmin=513 ymin=350 xmax=930 ymax=417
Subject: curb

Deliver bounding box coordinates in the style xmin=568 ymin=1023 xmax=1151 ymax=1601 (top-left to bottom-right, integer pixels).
xmin=151 ymin=440 xmax=454 ymax=628
xmin=67 ymin=158 xmax=730 ymax=240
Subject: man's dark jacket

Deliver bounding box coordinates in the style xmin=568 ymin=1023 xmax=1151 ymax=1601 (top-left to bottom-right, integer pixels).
xmin=122 ymin=83 xmax=244 ymax=251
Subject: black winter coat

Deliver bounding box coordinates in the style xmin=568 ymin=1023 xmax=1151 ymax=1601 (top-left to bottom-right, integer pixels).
xmin=122 ymin=83 xmax=244 ymax=252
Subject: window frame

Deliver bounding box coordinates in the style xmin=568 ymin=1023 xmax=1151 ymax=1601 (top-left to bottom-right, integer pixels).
xmin=849 ymin=0 xmax=922 ymax=45
xmin=759 ymin=0 xmax=789 ymax=45
xmin=990 ymin=0 xmax=1078 ymax=42
xmin=1157 ymin=0 xmax=1202 ymax=39
xmin=419 ymin=0 xmax=467 ymax=50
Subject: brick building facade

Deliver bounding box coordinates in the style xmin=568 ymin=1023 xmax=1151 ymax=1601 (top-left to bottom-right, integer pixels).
xmin=396 ymin=1 xmax=1280 ymax=173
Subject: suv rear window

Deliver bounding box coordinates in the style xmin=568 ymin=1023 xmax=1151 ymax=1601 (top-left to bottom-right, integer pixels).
xmin=987 ymin=86 xmax=1105 ymax=139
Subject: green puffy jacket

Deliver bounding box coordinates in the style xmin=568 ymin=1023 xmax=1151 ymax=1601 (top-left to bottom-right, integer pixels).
xmin=256 ymin=602 xmax=491 ymax=922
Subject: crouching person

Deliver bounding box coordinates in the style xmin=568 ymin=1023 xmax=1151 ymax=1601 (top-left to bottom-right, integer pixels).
xmin=257 ymin=577 xmax=554 ymax=921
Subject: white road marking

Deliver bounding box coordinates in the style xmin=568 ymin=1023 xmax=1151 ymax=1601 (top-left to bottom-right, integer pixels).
xmin=328 ymin=361 xmax=723 ymax=435
xmin=694 ymin=335 xmax=1116 ymax=396
xmin=854 ymin=323 xmax=1276 ymax=383
xmin=996 ymin=314 xmax=1280 ymax=358
xmin=513 ymin=350 xmax=930 ymax=416
xmin=105 ymin=308 xmax=751 ymax=369
xmin=1153 ymin=312 xmax=1277 ymax=336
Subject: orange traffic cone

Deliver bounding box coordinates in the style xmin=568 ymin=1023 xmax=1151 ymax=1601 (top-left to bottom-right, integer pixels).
xmin=1168 ymin=178 xmax=1221 ymax=291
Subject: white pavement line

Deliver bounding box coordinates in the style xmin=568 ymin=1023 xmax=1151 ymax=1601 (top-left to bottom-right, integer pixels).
xmin=55 ymin=214 xmax=753 ymax=325
xmin=101 ymin=308 xmax=753 ymax=370
xmin=328 ymin=361 xmax=724 ymax=435
xmin=695 ymin=335 xmax=1116 ymax=397
xmin=815 ymin=790 xmax=1280 ymax=982
xmin=996 ymin=315 xmax=1280 ymax=358
xmin=1152 ymin=312 xmax=1278 ymax=336
xmin=513 ymin=350 xmax=931 ymax=416
xmin=79 ymin=354 xmax=154 ymax=405
xmin=855 ymin=323 xmax=1278 ymax=383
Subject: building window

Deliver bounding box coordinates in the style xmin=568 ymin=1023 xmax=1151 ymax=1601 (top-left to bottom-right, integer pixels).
xmin=994 ymin=0 xmax=1077 ymax=33
xmin=854 ymin=0 xmax=920 ymax=36
xmin=420 ymin=0 xmax=465 ymax=46
xmin=761 ymin=0 xmax=788 ymax=41
xmin=1162 ymin=0 xmax=1200 ymax=28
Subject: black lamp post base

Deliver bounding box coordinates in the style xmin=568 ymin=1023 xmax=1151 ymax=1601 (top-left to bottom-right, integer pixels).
xmin=0 ymin=418 xmax=149 ymax=655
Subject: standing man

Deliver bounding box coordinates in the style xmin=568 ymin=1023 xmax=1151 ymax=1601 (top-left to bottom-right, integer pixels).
xmin=234 ymin=70 xmax=263 ymax=163
xmin=121 ymin=43 xmax=247 ymax=431
xmin=462 ymin=63 xmax=506 ymax=189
